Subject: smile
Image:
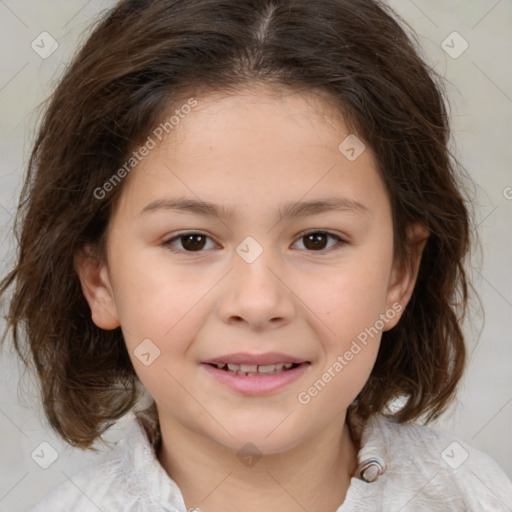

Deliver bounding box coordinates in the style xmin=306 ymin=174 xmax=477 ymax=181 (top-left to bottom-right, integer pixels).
xmin=201 ymin=361 xmax=310 ymax=395
xmin=210 ymin=362 xmax=299 ymax=376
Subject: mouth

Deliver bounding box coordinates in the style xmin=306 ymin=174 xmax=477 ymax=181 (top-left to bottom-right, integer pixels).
xmin=200 ymin=353 xmax=311 ymax=395
xmin=206 ymin=362 xmax=303 ymax=376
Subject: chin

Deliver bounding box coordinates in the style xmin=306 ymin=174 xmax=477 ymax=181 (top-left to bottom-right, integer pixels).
xmin=219 ymin=427 xmax=305 ymax=457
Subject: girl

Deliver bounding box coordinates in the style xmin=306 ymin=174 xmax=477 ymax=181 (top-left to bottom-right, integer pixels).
xmin=1 ymin=0 xmax=511 ymax=510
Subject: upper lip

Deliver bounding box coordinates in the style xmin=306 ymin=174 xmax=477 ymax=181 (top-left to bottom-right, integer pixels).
xmin=202 ymin=352 xmax=309 ymax=365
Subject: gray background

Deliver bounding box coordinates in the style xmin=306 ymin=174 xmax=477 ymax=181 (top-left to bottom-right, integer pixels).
xmin=0 ymin=1 xmax=511 ymax=510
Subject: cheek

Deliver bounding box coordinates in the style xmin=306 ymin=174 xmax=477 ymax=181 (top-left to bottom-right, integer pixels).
xmin=109 ymin=249 xmax=200 ymax=350
xmin=296 ymin=266 xmax=387 ymax=413
xmin=312 ymin=254 xmax=393 ymax=337
xmin=302 ymin=244 xmax=393 ymax=398
xmin=111 ymin=255 xmax=203 ymax=404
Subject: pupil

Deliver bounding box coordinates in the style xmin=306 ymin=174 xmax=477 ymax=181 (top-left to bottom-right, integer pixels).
xmin=305 ymin=233 xmax=327 ymax=250
xmin=183 ymin=234 xmax=206 ymax=251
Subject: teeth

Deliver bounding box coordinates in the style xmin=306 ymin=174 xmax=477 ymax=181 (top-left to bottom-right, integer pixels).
xmin=239 ymin=364 xmax=258 ymax=373
xmin=215 ymin=362 xmax=298 ymax=375
xmin=257 ymin=363 xmax=284 ymax=373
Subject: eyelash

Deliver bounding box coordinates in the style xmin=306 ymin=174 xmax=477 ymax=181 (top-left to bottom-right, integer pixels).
xmin=162 ymin=230 xmax=347 ymax=254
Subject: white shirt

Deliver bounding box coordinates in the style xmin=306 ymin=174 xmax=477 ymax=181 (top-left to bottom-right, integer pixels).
xmin=29 ymin=407 xmax=512 ymax=511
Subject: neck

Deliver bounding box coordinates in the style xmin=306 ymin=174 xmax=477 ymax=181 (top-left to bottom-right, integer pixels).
xmin=156 ymin=410 xmax=358 ymax=512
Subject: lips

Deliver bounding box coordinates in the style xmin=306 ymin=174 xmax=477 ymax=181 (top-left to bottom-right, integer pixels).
xmin=201 ymin=357 xmax=310 ymax=394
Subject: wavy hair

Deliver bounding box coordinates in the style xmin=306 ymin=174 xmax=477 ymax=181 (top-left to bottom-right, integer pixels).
xmin=0 ymin=0 xmax=475 ymax=448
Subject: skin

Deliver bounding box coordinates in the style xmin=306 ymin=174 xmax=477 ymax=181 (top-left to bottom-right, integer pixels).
xmin=75 ymin=86 xmax=428 ymax=512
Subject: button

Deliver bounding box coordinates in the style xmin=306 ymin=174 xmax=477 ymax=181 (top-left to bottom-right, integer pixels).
xmin=357 ymin=457 xmax=386 ymax=483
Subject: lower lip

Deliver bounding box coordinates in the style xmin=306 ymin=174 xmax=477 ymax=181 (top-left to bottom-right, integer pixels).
xmin=201 ymin=363 xmax=310 ymax=395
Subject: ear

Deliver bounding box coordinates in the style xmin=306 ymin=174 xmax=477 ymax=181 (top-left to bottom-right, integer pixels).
xmin=73 ymin=246 xmax=120 ymax=330
xmin=384 ymin=223 xmax=429 ymax=330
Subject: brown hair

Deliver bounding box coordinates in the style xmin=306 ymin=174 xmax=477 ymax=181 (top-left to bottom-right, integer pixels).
xmin=0 ymin=0 xmax=475 ymax=449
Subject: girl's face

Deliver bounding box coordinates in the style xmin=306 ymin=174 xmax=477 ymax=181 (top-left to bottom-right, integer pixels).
xmin=77 ymin=87 xmax=426 ymax=456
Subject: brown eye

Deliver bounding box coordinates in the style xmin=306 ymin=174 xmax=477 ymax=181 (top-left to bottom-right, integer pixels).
xmin=181 ymin=234 xmax=207 ymax=251
xmin=303 ymin=233 xmax=328 ymax=250
xmin=164 ymin=232 xmax=216 ymax=252
xmin=294 ymin=231 xmax=344 ymax=252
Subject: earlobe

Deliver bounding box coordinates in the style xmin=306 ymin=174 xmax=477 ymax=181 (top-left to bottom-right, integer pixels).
xmin=384 ymin=223 xmax=429 ymax=330
xmin=73 ymin=247 xmax=120 ymax=330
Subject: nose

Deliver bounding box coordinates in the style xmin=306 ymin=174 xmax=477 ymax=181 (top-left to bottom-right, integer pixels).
xmin=216 ymin=245 xmax=296 ymax=331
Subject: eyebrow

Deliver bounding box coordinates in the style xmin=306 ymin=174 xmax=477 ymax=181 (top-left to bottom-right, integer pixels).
xmin=139 ymin=196 xmax=370 ymax=219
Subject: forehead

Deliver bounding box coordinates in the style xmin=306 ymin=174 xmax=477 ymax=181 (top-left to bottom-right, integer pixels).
xmin=111 ymin=87 xmax=388 ymax=222
xmin=169 ymin=85 xmax=352 ymax=146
